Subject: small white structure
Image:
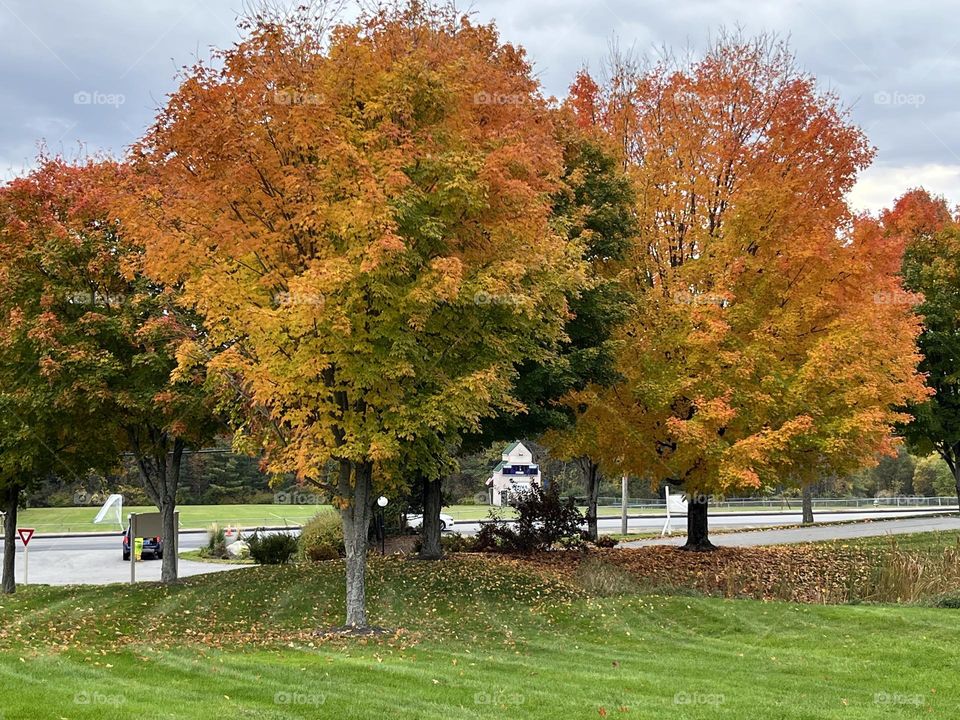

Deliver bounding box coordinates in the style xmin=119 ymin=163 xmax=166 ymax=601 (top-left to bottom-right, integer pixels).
xmin=660 ymin=485 xmax=688 ymax=536
xmin=486 ymin=441 xmax=541 ymax=506
xmin=93 ymin=493 xmax=124 ymax=530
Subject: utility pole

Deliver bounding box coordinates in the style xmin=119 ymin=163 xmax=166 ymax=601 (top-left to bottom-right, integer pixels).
xmin=621 ymin=475 xmax=629 ymax=535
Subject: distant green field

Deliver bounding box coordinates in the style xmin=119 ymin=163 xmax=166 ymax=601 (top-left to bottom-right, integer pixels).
xmin=15 ymin=504 xmax=330 ymax=533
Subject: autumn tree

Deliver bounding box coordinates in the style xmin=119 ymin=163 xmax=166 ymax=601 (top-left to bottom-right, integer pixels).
xmin=0 ymin=158 xmax=218 ymax=584
xmin=0 ymin=161 xmax=125 ymax=592
xmin=566 ymin=34 xmax=927 ymax=549
xmin=891 ymin=189 xmax=960 ymax=511
xmin=124 ymin=4 xmax=584 ymax=627
xmin=0 ymin=381 xmax=108 ymax=594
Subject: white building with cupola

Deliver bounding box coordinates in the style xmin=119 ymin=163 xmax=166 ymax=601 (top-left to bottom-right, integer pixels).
xmin=486 ymin=441 xmax=541 ymax=506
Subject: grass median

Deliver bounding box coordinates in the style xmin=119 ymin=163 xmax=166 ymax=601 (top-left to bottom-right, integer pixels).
xmin=1 ymin=541 xmax=959 ymax=718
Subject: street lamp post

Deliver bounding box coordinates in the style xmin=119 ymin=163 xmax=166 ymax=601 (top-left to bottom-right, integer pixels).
xmin=376 ymin=496 xmax=389 ymax=556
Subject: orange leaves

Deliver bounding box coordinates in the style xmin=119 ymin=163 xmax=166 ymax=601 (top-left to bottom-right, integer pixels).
xmin=567 ymin=70 xmax=602 ymax=128
xmin=882 ymin=188 xmax=953 ymax=240
xmin=564 ymin=35 xmax=925 ymax=497
xmin=359 ymin=231 xmax=407 ymax=273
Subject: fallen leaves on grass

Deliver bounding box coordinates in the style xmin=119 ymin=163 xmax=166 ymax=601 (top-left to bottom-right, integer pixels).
xmin=522 ymin=541 xmax=959 ymax=604
xmin=4 ymin=541 xmax=955 ymax=658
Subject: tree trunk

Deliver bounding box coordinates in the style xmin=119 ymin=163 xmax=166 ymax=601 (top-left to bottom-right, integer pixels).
xmin=159 ymin=439 xmax=184 ymax=583
xmin=953 ymin=462 xmax=960 ymax=517
xmin=801 ymin=484 xmax=814 ymax=525
xmin=681 ymin=494 xmax=714 ymax=551
xmin=339 ymin=460 xmax=373 ymax=628
xmin=419 ymin=477 xmax=443 ymax=560
xmin=583 ymin=459 xmax=600 ymax=543
xmin=129 ymin=427 xmax=185 ymax=584
xmin=1 ymin=485 xmax=19 ymax=594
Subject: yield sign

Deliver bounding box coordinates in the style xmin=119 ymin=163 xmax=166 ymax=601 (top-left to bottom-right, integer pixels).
xmin=17 ymin=528 xmax=35 ymax=546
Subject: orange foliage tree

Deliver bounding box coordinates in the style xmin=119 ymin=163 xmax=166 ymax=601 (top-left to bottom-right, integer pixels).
xmin=123 ymin=5 xmax=584 ymax=626
xmin=563 ymin=35 xmax=927 ymax=548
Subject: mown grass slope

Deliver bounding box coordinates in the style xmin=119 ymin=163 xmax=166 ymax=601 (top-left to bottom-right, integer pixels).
xmin=0 ymin=553 xmax=956 ymax=718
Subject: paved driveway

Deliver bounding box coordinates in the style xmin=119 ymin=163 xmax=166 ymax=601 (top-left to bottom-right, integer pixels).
xmin=0 ymin=532 xmax=247 ymax=586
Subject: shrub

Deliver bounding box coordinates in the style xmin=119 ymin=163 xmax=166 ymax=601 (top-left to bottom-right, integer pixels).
xmin=472 ymin=522 xmax=503 ymax=553
xmin=201 ymin=523 xmax=229 ymax=559
xmin=299 ymin=511 xmax=344 ymax=562
xmin=441 ymin=533 xmax=476 ymax=553
xmin=594 ymin=535 xmax=618 ymax=549
xmin=118 ymin=484 xmax=151 ymax=506
xmin=476 ymin=486 xmax=585 ymax=553
xmin=934 ymin=593 xmax=960 ymax=609
xmin=247 ymin=530 xmax=299 ymax=565
xmin=45 ymin=490 xmax=76 ymax=508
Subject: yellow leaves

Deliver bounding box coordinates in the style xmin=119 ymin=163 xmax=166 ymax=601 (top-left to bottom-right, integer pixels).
xmin=405 ymin=256 xmax=465 ymax=329
xmin=427 ymin=256 xmax=463 ymax=301
xmin=368 ymin=437 xmax=399 ymax=463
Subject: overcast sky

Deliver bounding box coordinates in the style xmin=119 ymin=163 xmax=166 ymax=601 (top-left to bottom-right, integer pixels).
xmin=1 ymin=0 xmax=957 ymax=212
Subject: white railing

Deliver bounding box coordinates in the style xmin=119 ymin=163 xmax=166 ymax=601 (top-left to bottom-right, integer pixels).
xmin=584 ymin=495 xmax=959 ymax=511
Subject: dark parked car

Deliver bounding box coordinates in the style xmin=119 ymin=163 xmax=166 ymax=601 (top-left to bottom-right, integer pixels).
xmin=122 ymin=527 xmax=163 ymax=561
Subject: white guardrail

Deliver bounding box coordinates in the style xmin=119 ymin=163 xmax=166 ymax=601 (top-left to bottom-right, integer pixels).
xmin=585 ymin=495 xmax=959 ymax=511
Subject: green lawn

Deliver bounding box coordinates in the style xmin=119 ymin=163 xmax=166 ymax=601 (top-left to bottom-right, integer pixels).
xmin=14 ymin=504 xmax=330 ymax=533
xmin=0 ymin=554 xmax=956 ymax=718
xmin=819 ymin=530 xmax=960 ymax=557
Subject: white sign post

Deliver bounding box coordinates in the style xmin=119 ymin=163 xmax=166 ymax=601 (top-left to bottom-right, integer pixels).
xmin=17 ymin=528 xmax=35 ymax=585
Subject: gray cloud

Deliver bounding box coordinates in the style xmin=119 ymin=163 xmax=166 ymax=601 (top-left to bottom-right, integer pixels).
xmin=1 ymin=0 xmax=957 ymax=210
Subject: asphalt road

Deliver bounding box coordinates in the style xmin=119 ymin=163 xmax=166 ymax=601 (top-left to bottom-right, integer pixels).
xmin=450 ymin=507 xmax=957 ymax=535
xmin=1 ymin=508 xmax=957 ymax=586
